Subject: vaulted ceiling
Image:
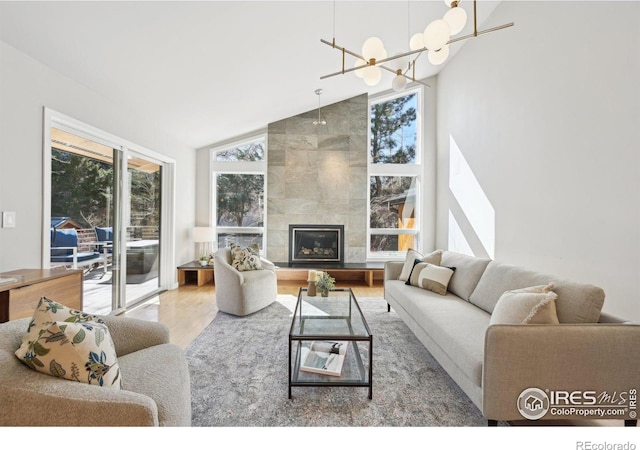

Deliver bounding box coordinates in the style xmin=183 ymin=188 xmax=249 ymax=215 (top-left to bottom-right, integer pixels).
xmin=0 ymin=1 xmax=501 ymax=149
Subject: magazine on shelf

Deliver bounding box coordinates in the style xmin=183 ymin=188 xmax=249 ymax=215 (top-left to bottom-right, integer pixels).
xmin=299 ymin=341 xmax=349 ymax=377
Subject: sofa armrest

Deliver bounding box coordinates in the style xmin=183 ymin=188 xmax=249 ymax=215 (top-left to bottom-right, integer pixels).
xmin=0 ymin=377 xmax=159 ymax=426
xmin=100 ymin=315 xmax=170 ymax=357
xmin=483 ymin=323 xmax=640 ymax=422
xmin=384 ymin=261 xmax=403 ymax=281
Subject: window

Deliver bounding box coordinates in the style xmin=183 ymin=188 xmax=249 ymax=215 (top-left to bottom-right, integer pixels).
xmin=368 ymin=89 xmax=422 ymax=260
xmin=212 ymin=135 xmax=267 ymax=252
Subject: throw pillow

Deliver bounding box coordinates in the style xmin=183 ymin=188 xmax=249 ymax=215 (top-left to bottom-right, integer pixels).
xmin=490 ymin=283 xmax=560 ymax=326
xmin=398 ymin=249 xmax=442 ymax=282
xmin=408 ymin=262 xmax=455 ymax=295
xmin=21 ymin=297 xmax=103 ymax=343
xmin=230 ymin=243 xmax=263 ymax=271
xmin=15 ymin=297 xmax=121 ymax=388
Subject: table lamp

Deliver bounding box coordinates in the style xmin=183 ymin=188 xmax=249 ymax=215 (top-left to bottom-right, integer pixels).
xmin=193 ymin=227 xmax=216 ymax=262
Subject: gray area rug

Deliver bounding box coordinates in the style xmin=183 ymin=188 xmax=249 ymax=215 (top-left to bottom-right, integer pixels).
xmin=186 ymin=296 xmax=487 ymax=426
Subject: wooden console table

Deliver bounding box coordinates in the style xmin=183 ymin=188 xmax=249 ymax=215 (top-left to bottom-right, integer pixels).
xmin=273 ymin=262 xmax=385 ymax=287
xmin=0 ymin=269 xmax=83 ymax=323
xmin=177 ymin=261 xmax=215 ymax=287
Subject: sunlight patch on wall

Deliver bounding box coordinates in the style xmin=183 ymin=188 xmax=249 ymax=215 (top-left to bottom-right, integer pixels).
xmin=448 ymin=210 xmax=473 ymax=256
xmin=449 ymin=135 xmax=495 ymax=258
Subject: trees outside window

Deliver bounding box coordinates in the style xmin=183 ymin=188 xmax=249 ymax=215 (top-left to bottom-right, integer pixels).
xmin=212 ymin=136 xmax=266 ymax=251
xmin=368 ymin=89 xmax=422 ymax=259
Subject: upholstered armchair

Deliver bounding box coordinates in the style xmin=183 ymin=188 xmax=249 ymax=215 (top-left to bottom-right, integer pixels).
xmin=0 ymin=315 xmax=191 ymax=426
xmin=214 ymin=247 xmax=278 ymax=316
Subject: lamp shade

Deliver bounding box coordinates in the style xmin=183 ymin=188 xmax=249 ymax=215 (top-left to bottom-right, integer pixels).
xmin=363 ymin=66 xmax=382 ymax=86
xmin=392 ymin=74 xmax=407 ymax=92
xmin=362 ymin=37 xmax=387 ymax=61
xmin=428 ymin=45 xmax=450 ymax=65
xmin=353 ymin=59 xmax=367 ymax=78
xmin=423 ymin=19 xmax=451 ymax=51
xmin=193 ymin=227 xmax=215 ymax=242
xmin=409 ymin=32 xmax=425 ymax=51
xmin=444 ymin=6 xmax=467 ymax=35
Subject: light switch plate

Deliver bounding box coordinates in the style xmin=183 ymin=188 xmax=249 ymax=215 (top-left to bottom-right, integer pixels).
xmin=2 ymin=211 xmax=16 ymax=228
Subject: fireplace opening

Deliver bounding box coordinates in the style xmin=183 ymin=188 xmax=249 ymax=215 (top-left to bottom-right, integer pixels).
xmin=289 ymin=225 xmax=344 ymax=264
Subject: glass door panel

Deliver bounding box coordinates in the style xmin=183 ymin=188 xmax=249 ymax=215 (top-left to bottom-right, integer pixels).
xmin=125 ymin=152 xmax=162 ymax=304
xmin=50 ymin=127 xmax=121 ymax=314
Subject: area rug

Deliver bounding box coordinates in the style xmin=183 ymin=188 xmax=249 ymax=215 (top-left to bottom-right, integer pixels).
xmin=186 ymin=295 xmax=487 ymax=427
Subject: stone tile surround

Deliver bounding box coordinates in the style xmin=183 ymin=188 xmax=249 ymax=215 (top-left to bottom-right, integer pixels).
xmin=266 ymin=93 xmax=368 ymax=263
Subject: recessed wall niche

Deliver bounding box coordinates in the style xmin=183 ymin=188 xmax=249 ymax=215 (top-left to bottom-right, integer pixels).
xmin=266 ymin=93 xmax=368 ymax=263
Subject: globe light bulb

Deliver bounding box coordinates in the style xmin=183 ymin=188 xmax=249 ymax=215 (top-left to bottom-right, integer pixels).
xmin=353 ymin=59 xmax=367 ymax=79
xmin=443 ymin=6 xmax=467 ymax=35
xmin=428 ymin=45 xmax=450 ymax=65
xmin=362 ymin=37 xmax=387 ymax=61
xmin=392 ymin=73 xmax=407 ymax=92
xmin=409 ymin=32 xmax=425 ymax=51
xmin=362 ymin=66 xmax=382 ymax=86
xmin=423 ymin=19 xmax=451 ymax=51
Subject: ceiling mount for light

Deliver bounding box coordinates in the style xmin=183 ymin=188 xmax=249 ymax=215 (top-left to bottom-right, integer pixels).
xmin=320 ymin=0 xmax=514 ymax=92
xmin=313 ymin=88 xmax=326 ymax=126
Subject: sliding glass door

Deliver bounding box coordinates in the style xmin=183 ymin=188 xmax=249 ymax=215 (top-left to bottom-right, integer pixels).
xmin=48 ymin=125 xmax=165 ymax=314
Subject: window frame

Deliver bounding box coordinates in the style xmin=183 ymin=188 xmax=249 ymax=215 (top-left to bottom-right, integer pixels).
xmin=367 ymin=87 xmax=423 ymax=261
xmin=211 ymin=133 xmax=268 ymax=254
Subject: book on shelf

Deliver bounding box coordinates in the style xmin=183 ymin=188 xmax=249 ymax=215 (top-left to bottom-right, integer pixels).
xmin=299 ymin=341 xmax=349 ymax=377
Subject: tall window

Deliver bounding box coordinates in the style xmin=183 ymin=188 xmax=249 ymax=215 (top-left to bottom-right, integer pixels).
xmin=368 ymin=88 xmax=422 ymax=260
xmin=212 ymin=135 xmax=266 ymax=252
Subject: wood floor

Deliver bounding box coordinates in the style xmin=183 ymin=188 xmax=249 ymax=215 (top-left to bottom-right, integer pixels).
xmin=122 ymin=280 xmax=384 ymax=349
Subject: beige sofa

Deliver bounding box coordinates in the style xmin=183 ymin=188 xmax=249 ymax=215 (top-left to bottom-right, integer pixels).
xmin=384 ymin=250 xmax=640 ymax=425
xmin=0 ymin=315 xmax=191 ymax=426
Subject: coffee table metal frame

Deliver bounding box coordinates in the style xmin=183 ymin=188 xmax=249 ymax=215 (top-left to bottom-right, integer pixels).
xmin=288 ymin=287 xmax=373 ymax=399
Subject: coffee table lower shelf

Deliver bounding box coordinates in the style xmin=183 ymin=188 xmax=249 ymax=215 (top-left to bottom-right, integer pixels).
xmin=288 ymin=338 xmax=373 ymax=399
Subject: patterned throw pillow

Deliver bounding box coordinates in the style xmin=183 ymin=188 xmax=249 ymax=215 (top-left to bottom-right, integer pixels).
xmin=408 ymin=262 xmax=455 ymax=295
xmin=230 ymin=243 xmax=263 ymax=271
xmin=15 ymin=297 xmax=121 ymax=388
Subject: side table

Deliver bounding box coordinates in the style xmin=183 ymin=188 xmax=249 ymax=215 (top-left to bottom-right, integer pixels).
xmin=177 ymin=261 xmax=215 ymax=287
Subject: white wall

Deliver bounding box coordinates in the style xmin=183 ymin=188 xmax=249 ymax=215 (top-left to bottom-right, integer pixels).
xmin=0 ymin=41 xmax=196 ymax=282
xmin=436 ymin=1 xmax=640 ymax=321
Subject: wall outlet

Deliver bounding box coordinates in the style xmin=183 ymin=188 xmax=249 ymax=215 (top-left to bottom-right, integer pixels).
xmin=2 ymin=211 xmax=16 ymax=228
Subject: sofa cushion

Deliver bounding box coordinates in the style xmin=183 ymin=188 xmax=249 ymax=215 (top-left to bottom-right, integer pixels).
xmin=117 ymin=343 xmax=191 ymax=427
xmin=490 ymin=283 xmax=560 ymax=325
xmin=398 ymin=249 xmax=442 ymax=282
xmin=386 ymin=280 xmax=489 ymax=388
xmin=230 ymin=243 xmax=263 ymax=271
xmin=95 ymin=226 xmax=113 ymax=242
xmin=408 ymin=262 xmax=455 ymax=295
xmin=440 ymin=251 xmax=491 ymax=301
xmin=469 ymin=261 xmax=604 ymax=323
xmin=50 ymin=228 xmax=78 ymax=256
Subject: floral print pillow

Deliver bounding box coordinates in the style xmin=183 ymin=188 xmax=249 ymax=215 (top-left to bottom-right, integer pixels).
xmin=230 ymin=243 xmax=263 ymax=271
xmin=14 ymin=297 xmax=121 ymax=388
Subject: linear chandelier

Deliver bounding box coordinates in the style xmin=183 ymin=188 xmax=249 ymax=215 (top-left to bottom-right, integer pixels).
xmin=320 ymin=0 xmax=514 ymax=92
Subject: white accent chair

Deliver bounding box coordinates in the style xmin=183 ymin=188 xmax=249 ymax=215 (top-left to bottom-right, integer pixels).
xmin=214 ymin=248 xmax=277 ymax=316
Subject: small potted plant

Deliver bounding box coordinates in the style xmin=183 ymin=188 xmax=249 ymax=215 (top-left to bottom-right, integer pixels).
xmin=199 ymin=255 xmax=209 ymax=266
xmin=315 ymin=271 xmax=335 ymax=297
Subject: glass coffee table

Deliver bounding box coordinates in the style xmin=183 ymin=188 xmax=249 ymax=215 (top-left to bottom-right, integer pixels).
xmin=289 ymin=287 xmax=373 ymax=399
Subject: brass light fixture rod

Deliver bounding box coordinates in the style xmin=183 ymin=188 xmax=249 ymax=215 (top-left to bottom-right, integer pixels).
xmin=320 ymin=0 xmax=513 ymax=84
